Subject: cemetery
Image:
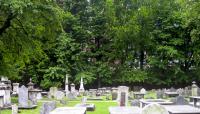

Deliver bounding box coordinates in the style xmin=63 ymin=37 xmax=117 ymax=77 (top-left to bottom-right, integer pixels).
xmin=1 ymin=0 xmax=200 ymax=114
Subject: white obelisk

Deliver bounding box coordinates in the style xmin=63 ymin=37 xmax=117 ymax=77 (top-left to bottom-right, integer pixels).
xmin=79 ymin=77 xmax=85 ymax=93
xmin=65 ymin=74 xmax=69 ymax=95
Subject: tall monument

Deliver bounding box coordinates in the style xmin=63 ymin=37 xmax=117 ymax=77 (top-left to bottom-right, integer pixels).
xmin=65 ymin=74 xmax=69 ymax=95
xmin=79 ymin=77 xmax=85 ymax=93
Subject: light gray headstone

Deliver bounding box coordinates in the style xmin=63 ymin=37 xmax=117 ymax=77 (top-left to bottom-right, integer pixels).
xmin=174 ymin=96 xmax=189 ymax=105
xmin=12 ymin=104 xmax=18 ymax=114
xmin=140 ymin=88 xmax=146 ymax=94
xmin=55 ymin=91 xmax=65 ymax=100
xmin=142 ymin=103 xmax=169 ymax=114
xmin=68 ymin=92 xmax=76 ymax=100
xmin=131 ymin=99 xmax=140 ymax=107
xmin=157 ymin=89 xmax=164 ymax=99
xmin=0 ymin=95 xmax=4 ymax=108
xmin=40 ymin=101 xmax=56 ymax=114
xmin=18 ymin=85 xmax=28 ymax=107
xmin=49 ymin=87 xmax=58 ymax=98
xmin=37 ymin=93 xmax=43 ymax=100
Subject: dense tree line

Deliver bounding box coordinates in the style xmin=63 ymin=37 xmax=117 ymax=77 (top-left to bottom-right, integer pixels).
xmin=0 ymin=0 xmax=199 ymax=89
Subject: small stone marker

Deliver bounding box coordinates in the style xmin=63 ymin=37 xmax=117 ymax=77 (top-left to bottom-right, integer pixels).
xmin=141 ymin=103 xmax=169 ymax=114
xmin=12 ymin=104 xmax=18 ymax=114
xmin=140 ymin=88 xmax=146 ymax=94
xmin=157 ymin=89 xmax=164 ymax=99
xmin=49 ymin=87 xmax=58 ymax=98
xmin=40 ymin=101 xmax=56 ymax=114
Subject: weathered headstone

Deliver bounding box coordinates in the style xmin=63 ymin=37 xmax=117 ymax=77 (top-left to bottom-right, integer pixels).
xmin=112 ymin=88 xmax=118 ymax=100
xmin=131 ymin=99 xmax=140 ymax=107
xmin=157 ymin=89 xmax=164 ymax=99
xmin=37 ymin=93 xmax=43 ymax=100
xmin=117 ymin=86 xmax=129 ymax=106
xmin=49 ymin=87 xmax=58 ymax=98
xmin=141 ymin=103 xmax=169 ymax=114
xmin=176 ymin=88 xmax=184 ymax=96
xmin=12 ymin=83 xmax=19 ymax=94
xmin=0 ymin=95 xmax=3 ymax=108
xmin=192 ymin=81 xmax=198 ymax=96
xmin=140 ymin=88 xmax=146 ymax=94
xmin=71 ymin=83 xmax=76 ymax=92
xmin=174 ymin=96 xmax=189 ymax=105
xmin=40 ymin=101 xmax=56 ymax=114
xmin=67 ymin=92 xmax=76 ymax=100
xmin=12 ymin=104 xmax=18 ymax=114
xmin=18 ymin=85 xmax=28 ymax=107
xmin=55 ymin=91 xmax=65 ymax=100
xmin=81 ymin=97 xmax=87 ymax=104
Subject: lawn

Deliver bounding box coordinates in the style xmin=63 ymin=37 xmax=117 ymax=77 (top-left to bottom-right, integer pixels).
xmin=0 ymin=98 xmax=117 ymax=114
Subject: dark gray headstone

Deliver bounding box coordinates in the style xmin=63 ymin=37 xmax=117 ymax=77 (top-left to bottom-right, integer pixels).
xmin=120 ymin=92 xmax=126 ymax=106
xmin=131 ymin=99 xmax=140 ymax=107
xmin=40 ymin=101 xmax=56 ymax=114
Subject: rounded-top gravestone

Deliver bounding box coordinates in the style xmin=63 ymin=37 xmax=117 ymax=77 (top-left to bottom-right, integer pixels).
xmin=141 ymin=103 xmax=169 ymax=114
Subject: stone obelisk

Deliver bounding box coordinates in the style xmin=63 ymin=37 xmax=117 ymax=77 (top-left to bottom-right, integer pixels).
xmin=65 ymin=74 xmax=69 ymax=95
xmin=79 ymin=77 xmax=85 ymax=93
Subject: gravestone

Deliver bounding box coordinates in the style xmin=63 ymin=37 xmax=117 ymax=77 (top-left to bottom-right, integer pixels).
xmin=71 ymin=83 xmax=76 ymax=92
xmin=40 ymin=101 xmax=56 ymax=114
xmin=176 ymin=88 xmax=184 ymax=96
xmin=131 ymin=99 xmax=140 ymax=107
xmin=37 ymin=93 xmax=43 ymax=100
xmin=12 ymin=83 xmax=19 ymax=94
xmin=112 ymin=88 xmax=118 ymax=100
xmin=55 ymin=91 xmax=65 ymax=100
xmin=49 ymin=87 xmax=58 ymax=98
xmin=0 ymin=95 xmax=3 ymax=108
xmin=117 ymin=86 xmax=129 ymax=106
xmin=174 ymin=96 xmax=189 ymax=105
xmin=141 ymin=103 xmax=169 ymax=114
xmin=157 ymin=89 xmax=164 ymax=99
xmin=4 ymin=88 xmax=11 ymax=106
xmin=18 ymin=85 xmax=28 ymax=107
xmin=12 ymin=104 xmax=18 ymax=114
xmin=170 ymin=87 xmax=176 ymax=92
xmin=68 ymin=92 xmax=76 ymax=100
xmin=184 ymin=87 xmax=191 ymax=97
xmin=81 ymin=97 xmax=87 ymax=104
xmin=192 ymin=81 xmax=198 ymax=96
xmin=140 ymin=88 xmax=146 ymax=94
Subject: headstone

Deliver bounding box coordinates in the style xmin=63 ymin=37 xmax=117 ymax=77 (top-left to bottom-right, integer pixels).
xmin=18 ymin=85 xmax=28 ymax=107
xmin=140 ymin=88 xmax=146 ymax=94
xmin=176 ymin=88 xmax=184 ymax=96
xmin=192 ymin=81 xmax=198 ymax=96
xmin=68 ymin=92 xmax=76 ymax=100
xmin=37 ymin=93 xmax=43 ymax=100
xmin=12 ymin=83 xmax=19 ymax=94
xmin=55 ymin=91 xmax=65 ymax=100
xmin=141 ymin=103 xmax=169 ymax=114
xmin=71 ymin=83 xmax=75 ymax=92
xmin=157 ymin=89 xmax=164 ymax=99
xmin=112 ymin=88 xmax=118 ymax=100
xmin=117 ymin=86 xmax=129 ymax=106
xmin=0 ymin=95 xmax=3 ymax=108
xmin=79 ymin=77 xmax=85 ymax=93
xmin=4 ymin=88 xmax=11 ymax=106
xmin=174 ymin=96 xmax=189 ymax=105
xmin=49 ymin=87 xmax=58 ymax=98
xmin=170 ymin=87 xmax=176 ymax=92
xmin=40 ymin=101 xmax=56 ymax=114
xmin=12 ymin=104 xmax=18 ymax=114
xmin=131 ymin=99 xmax=140 ymax=107
xmin=81 ymin=97 xmax=87 ymax=104
xmin=184 ymin=87 xmax=191 ymax=97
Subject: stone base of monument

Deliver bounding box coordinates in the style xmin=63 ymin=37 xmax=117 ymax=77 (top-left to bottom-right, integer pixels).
xmin=18 ymin=105 xmax=37 ymax=109
xmin=75 ymin=103 xmax=95 ymax=111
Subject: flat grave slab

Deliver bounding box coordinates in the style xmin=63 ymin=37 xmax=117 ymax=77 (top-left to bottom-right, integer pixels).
xmin=75 ymin=103 xmax=95 ymax=111
xmin=163 ymin=105 xmax=200 ymax=114
xmin=109 ymin=106 xmax=142 ymax=114
xmin=140 ymin=99 xmax=173 ymax=107
xmin=87 ymin=97 xmax=103 ymax=101
xmin=50 ymin=107 xmax=86 ymax=114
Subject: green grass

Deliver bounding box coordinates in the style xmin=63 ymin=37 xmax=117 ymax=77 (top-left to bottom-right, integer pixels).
xmin=0 ymin=97 xmax=117 ymax=114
